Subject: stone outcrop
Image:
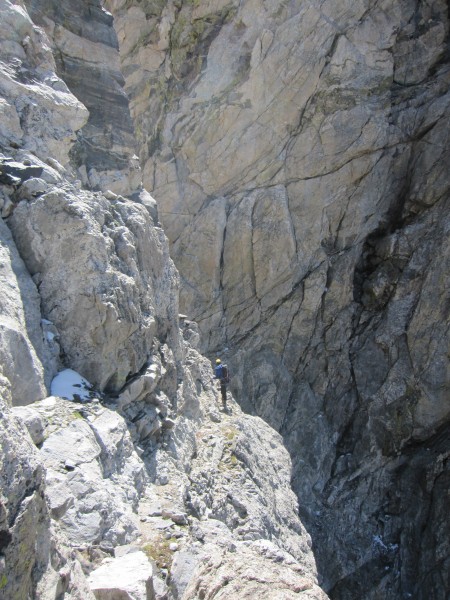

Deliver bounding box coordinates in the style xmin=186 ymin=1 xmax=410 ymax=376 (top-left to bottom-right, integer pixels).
xmin=0 ymin=217 xmax=50 ymax=405
xmin=0 ymin=0 xmax=88 ymax=164
xmin=0 ymin=387 xmax=95 ymax=600
xmin=106 ymin=1 xmax=450 ymax=598
xmin=8 ymin=183 xmax=179 ymax=392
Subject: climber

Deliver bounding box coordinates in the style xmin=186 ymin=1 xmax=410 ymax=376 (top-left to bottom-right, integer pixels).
xmin=214 ymin=358 xmax=229 ymax=410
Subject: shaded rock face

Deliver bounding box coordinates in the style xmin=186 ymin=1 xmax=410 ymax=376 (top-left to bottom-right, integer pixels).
xmin=0 ymin=0 xmax=88 ymax=163
xmin=107 ymin=0 xmax=450 ymax=598
xmin=25 ymin=0 xmax=141 ymax=195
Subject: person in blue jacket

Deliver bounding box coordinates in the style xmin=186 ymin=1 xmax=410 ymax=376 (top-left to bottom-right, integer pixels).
xmin=214 ymin=358 xmax=229 ymax=410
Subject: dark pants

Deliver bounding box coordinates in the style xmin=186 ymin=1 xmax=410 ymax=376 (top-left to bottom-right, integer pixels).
xmin=220 ymin=383 xmax=227 ymax=407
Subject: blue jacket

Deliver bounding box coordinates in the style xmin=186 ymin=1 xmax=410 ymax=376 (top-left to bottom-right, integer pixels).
xmin=215 ymin=364 xmax=228 ymax=382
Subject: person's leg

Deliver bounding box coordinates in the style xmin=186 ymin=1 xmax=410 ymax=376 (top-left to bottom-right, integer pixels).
xmin=221 ymin=384 xmax=227 ymax=409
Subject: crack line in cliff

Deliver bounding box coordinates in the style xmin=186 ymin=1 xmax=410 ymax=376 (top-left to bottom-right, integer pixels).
xmin=225 ymin=259 xmax=328 ymax=350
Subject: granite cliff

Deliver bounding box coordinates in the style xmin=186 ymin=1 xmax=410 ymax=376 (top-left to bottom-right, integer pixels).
xmin=0 ymin=1 xmax=326 ymax=599
xmin=105 ymin=0 xmax=450 ymax=598
xmin=0 ymin=1 xmax=448 ymax=599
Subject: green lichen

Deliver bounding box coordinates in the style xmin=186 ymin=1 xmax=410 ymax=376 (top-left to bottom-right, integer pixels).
xmin=142 ymin=536 xmax=177 ymax=570
xmin=169 ymin=6 xmax=237 ymax=79
xmin=0 ymin=575 xmax=7 ymax=590
xmin=70 ymin=411 xmax=84 ymax=420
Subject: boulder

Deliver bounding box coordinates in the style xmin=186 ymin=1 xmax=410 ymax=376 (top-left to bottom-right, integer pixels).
xmin=88 ymin=551 xmax=154 ymax=600
xmin=38 ymin=404 xmax=146 ymax=547
xmin=11 ymin=404 xmax=44 ymax=445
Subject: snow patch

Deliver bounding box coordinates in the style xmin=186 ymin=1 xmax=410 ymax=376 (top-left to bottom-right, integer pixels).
xmin=51 ymin=369 xmax=93 ymax=401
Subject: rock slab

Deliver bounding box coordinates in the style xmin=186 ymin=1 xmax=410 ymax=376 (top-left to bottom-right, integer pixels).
xmin=88 ymin=551 xmax=154 ymax=600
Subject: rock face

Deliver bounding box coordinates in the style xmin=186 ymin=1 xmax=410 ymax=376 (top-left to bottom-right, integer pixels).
xmin=106 ymin=0 xmax=450 ymax=598
xmin=0 ymin=0 xmax=448 ymax=599
xmin=0 ymin=0 xmax=88 ymax=164
xmin=0 ymin=2 xmax=326 ymax=600
xmin=0 ymin=217 xmax=50 ymax=405
xmin=9 ymin=185 xmax=179 ymax=392
xmin=25 ymin=0 xmax=141 ymax=195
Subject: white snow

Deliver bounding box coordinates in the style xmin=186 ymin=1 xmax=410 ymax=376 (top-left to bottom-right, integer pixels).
xmin=51 ymin=369 xmax=93 ymax=401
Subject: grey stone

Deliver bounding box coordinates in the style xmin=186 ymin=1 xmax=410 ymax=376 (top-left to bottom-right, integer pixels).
xmin=12 ymin=405 xmax=44 ymax=445
xmin=88 ymin=551 xmax=154 ymax=600
xmin=0 ymin=389 xmax=94 ymax=600
xmin=160 ymin=509 xmax=188 ymax=526
xmin=16 ymin=177 xmax=48 ymax=200
xmin=0 ymin=218 xmax=51 ymax=405
xmin=105 ymin=1 xmax=450 ymax=597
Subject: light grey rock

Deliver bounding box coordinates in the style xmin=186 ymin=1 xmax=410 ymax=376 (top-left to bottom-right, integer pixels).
xmin=170 ymin=548 xmax=204 ymax=600
xmin=0 ymin=191 xmax=13 ymax=217
xmin=17 ymin=153 xmax=64 ymax=184
xmin=182 ymin=542 xmax=328 ymax=600
xmin=37 ymin=404 xmax=146 ymax=547
xmin=152 ymin=575 xmax=169 ymax=600
xmin=16 ymin=177 xmax=49 ymax=200
xmin=11 ymin=404 xmax=44 ymax=445
xmin=88 ymin=551 xmax=154 ymax=600
xmin=118 ymin=362 xmax=162 ymax=407
xmin=89 ymin=408 xmax=147 ymax=490
xmin=45 ymin=470 xmax=75 ymax=519
xmin=41 ymin=418 xmax=102 ymax=470
xmin=134 ymin=188 xmax=159 ymax=224
xmin=0 ymin=389 xmax=94 ymax=600
xmin=106 ymin=1 xmax=450 ymax=597
xmin=114 ymin=544 xmax=141 ymax=558
xmin=9 ymin=188 xmax=180 ymax=393
xmin=0 ymin=94 xmax=22 ymax=147
xmin=0 ymin=389 xmax=48 ymax=599
xmin=0 ymin=217 xmax=51 ymax=405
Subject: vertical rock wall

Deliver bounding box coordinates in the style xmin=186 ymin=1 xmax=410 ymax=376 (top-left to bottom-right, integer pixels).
xmin=0 ymin=2 xmax=327 ymax=599
xmin=25 ymin=0 xmax=141 ymax=195
xmin=106 ymin=0 xmax=450 ymax=597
